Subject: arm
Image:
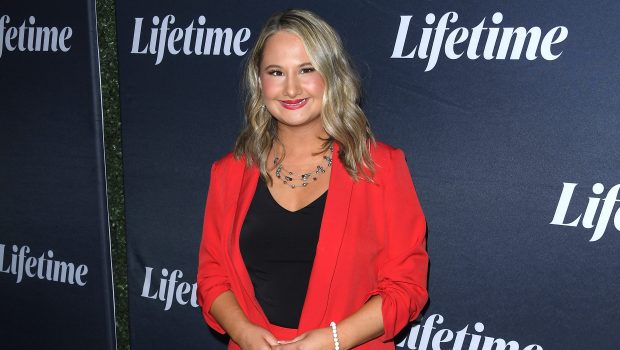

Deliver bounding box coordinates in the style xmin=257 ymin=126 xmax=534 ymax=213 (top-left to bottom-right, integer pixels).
xmin=368 ymin=147 xmax=428 ymax=341
xmin=332 ymin=295 xmax=385 ymax=349
xmin=196 ymin=161 xmax=231 ymax=333
xmin=196 ymin=160 xmax=278 ymax=349
xmin=210 ymin=291 xmax=278 ymax=349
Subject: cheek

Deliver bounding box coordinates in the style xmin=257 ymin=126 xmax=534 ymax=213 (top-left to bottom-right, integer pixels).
xmin=260 ymin=77 xmax=280 ymax=98
xmin=305 ymin=75 xmax=325 ymax=97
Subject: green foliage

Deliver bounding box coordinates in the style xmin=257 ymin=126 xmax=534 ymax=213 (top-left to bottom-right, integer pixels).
xmin=96 ymin=0 xmax=130 ymax=348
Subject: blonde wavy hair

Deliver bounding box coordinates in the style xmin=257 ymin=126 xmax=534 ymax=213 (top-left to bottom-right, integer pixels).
xmin=234 ymin=9 xmax=375 ymax=183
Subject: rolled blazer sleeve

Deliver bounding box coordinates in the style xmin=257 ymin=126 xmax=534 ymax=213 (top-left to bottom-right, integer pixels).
xmin=196 ymin=161 xmax=230 ymax=334
xmin=366 ymin=148 xmax=429 ymax=341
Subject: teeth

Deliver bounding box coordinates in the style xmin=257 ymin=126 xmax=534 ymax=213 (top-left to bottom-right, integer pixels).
xmin=284 ymin=99 xmax=306 ymax=105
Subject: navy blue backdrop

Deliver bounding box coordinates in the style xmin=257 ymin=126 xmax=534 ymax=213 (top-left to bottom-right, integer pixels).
xmin=0 ymin=1 xmax=116 ymax=349
xmin=116 ymin=1 xmax=620 ymax=349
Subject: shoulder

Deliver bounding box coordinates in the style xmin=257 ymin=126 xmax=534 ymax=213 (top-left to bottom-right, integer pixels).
xmin=213 ymin=151 xmax=237 ymax=167
xmin=211 ymin=151 xmax=246 ymax=173
xmin=369 ymin=140 xmax=407 ymax=163
xmin=367 ymin=140 xmax=412 ymax=184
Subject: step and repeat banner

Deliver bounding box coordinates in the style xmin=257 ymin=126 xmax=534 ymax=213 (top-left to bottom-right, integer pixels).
xmin=116 ymin=0 xmax=619 ymax=349
xmin=0 ymin=1 xmax=116 ymax=349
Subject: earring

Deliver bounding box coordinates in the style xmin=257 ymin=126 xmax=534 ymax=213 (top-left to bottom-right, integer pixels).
xmin=261 ymin=104 xmax=266 ymax=111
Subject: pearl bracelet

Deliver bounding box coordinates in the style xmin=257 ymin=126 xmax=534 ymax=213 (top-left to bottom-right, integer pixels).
xmin=329 ymin=321 xmax=340 ymax=350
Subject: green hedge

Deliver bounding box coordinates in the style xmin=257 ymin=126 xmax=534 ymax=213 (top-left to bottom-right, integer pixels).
xmin=96 ymin=0 xmax=129 ymax=348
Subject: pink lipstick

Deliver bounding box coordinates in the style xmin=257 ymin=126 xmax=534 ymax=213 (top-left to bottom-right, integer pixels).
xmin=280 ymin=98 xmax=308 ymax=110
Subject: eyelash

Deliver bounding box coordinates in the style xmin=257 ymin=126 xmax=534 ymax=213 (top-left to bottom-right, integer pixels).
xmin=267 ymin=70 xmax=283 ymax=76
xmin=267 ymin=67 xmax=316 ymax=76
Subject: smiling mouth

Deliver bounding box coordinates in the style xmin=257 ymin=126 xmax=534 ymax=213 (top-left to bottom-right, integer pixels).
xmin=279 ymin=98 xmax=308 ymax=110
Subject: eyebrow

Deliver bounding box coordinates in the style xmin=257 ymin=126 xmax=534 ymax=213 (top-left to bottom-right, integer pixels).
xmin=263 ymin=62 xmax=314 ymax=71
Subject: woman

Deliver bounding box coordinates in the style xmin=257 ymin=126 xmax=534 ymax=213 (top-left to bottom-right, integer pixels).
xmin=197 ymin=9 xmax=428 ymax=350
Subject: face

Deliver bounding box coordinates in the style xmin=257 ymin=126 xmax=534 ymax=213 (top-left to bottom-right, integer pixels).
xmin=259 ymin=31 xmax=325 ymax=130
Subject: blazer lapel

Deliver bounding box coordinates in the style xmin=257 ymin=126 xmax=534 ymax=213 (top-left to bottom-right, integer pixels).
xmin=225 ymin=158 xmax=267 ymax=322
xmin=298 ymin=142 xmax=354 ymax=332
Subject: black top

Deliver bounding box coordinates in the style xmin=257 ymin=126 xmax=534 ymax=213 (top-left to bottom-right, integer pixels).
xmin=239 ymin=179 xmax=327 ymax=328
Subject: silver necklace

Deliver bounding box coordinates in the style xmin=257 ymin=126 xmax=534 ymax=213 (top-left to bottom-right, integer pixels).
xmin=273 ymin=143 xmax=333 ymax=189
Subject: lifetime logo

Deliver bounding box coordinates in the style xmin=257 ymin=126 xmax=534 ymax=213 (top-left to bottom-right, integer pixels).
xmin=396 ymin=314 xmax=542 ymax=350
xmin=391 ymin=12 xmax=568 ymax=72
xmin=141 ymin=266 xmax=199 ymax=311
xmin=550 ymin=183 xmax=620 ymax=242
xmin=131 ymin=15 xmax=251 ymax=65
xmin=0 ymin=243 xmax=88 ymax=286
xmin=0 ymin=15 xmax=73 ymax=59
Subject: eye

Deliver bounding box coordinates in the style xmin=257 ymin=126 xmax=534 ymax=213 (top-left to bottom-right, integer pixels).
xmin=300 ymin=67 xmax=316 ymax=74
xmin=267 ymin=69 xmax=283 ymax=77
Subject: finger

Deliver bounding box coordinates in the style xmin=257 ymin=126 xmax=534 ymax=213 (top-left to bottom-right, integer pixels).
xmin=268 ymin=338 xmax=286 ymax=350
xmin=264 ymin=333 xmax=279 ymax=346
xmin=289 ymin=335 xmax=305 ymax=342
xmin=277 ymin=332 xmax=306 ymax=344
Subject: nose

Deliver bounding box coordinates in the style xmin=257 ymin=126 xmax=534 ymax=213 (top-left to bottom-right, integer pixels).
xmin=284 ymin=74 xmax=302 ymax=97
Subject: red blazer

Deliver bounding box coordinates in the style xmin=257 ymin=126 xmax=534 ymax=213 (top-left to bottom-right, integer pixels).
xmin=197 ymin=141 xmax=428 ymax=349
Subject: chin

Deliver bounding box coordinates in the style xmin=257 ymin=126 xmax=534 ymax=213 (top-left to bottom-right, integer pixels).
xmin=272 ymin=111 xmax=318 ymax=126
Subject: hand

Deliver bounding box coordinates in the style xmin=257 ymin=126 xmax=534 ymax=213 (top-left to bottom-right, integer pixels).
xmin=233 ymin=322 xmax=279 ymax=350
xmin=273 ymin=327 xmax=335 ymax=350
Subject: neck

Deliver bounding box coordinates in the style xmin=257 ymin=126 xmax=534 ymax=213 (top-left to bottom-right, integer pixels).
xmin=275 ymin=123 xmax=330 ymax=159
